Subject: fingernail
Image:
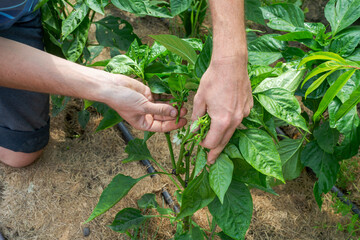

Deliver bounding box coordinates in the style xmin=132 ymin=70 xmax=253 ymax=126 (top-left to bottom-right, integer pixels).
xmin=171 ymin=110 xmax=177 ymax=117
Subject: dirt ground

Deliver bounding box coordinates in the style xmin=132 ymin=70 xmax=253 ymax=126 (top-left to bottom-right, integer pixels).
xmin=1 ymin=3 xmax=359 ymax=240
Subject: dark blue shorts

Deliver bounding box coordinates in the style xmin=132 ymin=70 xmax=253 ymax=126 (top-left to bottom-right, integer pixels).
xmin=0 ymin=10 xmax=50 ymax=153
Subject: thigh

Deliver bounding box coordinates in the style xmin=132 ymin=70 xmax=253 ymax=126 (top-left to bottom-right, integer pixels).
xmin=0 ymin=10 xmax=50 ymax=153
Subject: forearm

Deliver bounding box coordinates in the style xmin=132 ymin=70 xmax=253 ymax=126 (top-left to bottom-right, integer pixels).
xmin=0 ymin=37 xmax=118 ymax=104
xmin=209 ymin=0 xmax=247 ymax=61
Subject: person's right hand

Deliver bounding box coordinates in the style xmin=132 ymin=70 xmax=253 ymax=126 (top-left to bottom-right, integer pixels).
xmin=105 ymin=75 xmax=187 ymax=132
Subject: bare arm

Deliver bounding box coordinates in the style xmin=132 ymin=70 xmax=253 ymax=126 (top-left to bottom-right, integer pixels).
xmin=0 ymin=37 xmax=187 ymax=132
xmin=192 ymin=0 xmax=253 ymax=164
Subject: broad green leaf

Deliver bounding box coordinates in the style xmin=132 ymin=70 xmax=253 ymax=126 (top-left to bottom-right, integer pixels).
xmin=96 ymin=108 xmax=123 ymax=132
xmin=304 ymin=22 xmax=326 ymax=36
xmin=170 ymin=0 xmax=192 ymax=16
xmin=224 ymin=144 xmax=242 ymax=159
xmin=325 ymin=0 xmax=360 ymax=35
xmin=238 ymin=129 xmax=284 ymax=182
xmin=218 ymin=232 xmax=234 ymax=240
xmin=195 ymin=36 xmax=212 ymax=78
xmin=145 ymin=62 xmax=188 ymax=79
xmin=108 ymin=208 xmax=150 ymax=232
xmin=276 ymin=138 xmax=303 ymax=181
xmin=254 ymin=66 xmax=306 ymax=93
xmin=177 ymin=170 xmax=215 ymax=220
xmin=150 ymin=35 xmax=197 ymax=65
xmin=87 ymin=59 xmax=110 ymax=67
xmin=257 ymin=88 xmax=309 ymax=132
xmin=61 ymin=3 xmax=89 ymax=40
xmin=260 ymin=3 xmax=305 ymax=32
xmin=95 ymin=16 xmax=139 ymax=51
xmin=274 ymin=31 xmax=313 ymax=41
xmin=245 ymin=0 xmax=265 ymax=25
xmin=78 ymin=110 xmax=90 ymax=129
xmin=193 ymin=148 xmax=207 ymax=178
xmin=86 ymin=174 xmax=146 ymax=222
xmin=335 ymin=123 xmax=360 ymax=160
xmin=301 ymin=141 xmax=340 ymax=208
xmin=176 ymin=226 xmax=205 ymax=240
xmin=137 ymin=193 xmax=158 ymax=209
xmin=148 ymin=41 xmax=167 ymax=63
xmin=208 ymin=180 xmax=253 ymax=240
xmin=51 ymin=95 xmax=70 ymax=117
xmin=62 ymin=17 xmax=91 ymax=62
xmin=348 ymin=48 xmax=360 ymax=61
xmin=314 ymin=122 xmax=339 ymax=154
xmin=298 ymin=52 xmax=347 ymax=67
xmin=105 ymin=55 xmax=142 ymax=76
xmin=148 ymin=76 xmax=170 ymax=94
xmin=328 ymin=98 xmax=360 ymax=132
xmin=209 ymin=154 xmax=234 ymax=204
xmin=111 ymin=0 xmax=172 ymax=18
xmin=330 ymin=26 xmax=360 ymax=57
xmin=248 ymin=34 xmax=287 ymax=66
xmin=85 ymin=0 xmax=105 ymax=14
xmin=335 ymin=85 xmax=360 ymax=121
xmin=167 ymin=74 xmax=187 ymax=92
xmin=84 ymin=45 xmax=104 ymax=65
xmin=143 ymin=131 xmax=155 ymax=143
xmin=157 ymin=207 xmax=174 ymax=215
xmin=313 ymin=69 xmax=356 ymax=122
xmin=122 ymin=138 xmax=154 ymax=162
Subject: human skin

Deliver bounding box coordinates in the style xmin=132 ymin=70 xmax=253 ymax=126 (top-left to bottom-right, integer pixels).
xmin=0 ymin=37 xmax=187 ymax=167
xmin=192 ymin=0 xmax=253 ymax=164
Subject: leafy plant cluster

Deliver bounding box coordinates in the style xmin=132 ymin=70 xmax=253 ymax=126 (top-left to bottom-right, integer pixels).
xmin=38 ymin=0 xmax=360 ymax=239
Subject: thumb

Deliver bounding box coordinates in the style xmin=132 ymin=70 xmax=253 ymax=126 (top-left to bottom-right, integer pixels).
xmin=143 ymin=101 xmax=178 ymax=118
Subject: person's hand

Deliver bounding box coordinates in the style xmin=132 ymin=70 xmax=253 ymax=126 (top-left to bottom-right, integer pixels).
xmin=192 ymin=57 xmax=253 ymax=164
xmin=106 ymin=75 xmax=187 ymax=132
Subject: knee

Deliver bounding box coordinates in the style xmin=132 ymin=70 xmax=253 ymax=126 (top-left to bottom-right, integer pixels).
xmin=0 ymin=147 xmax=43 ymax=168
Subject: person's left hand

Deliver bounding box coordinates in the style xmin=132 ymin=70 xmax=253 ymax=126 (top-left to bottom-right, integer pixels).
xmin=192 ymin=56 xmax=253 ymax=164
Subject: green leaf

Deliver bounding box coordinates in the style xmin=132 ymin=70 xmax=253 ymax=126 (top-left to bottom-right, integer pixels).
xmin=254 ymin=65 xmax=306 ymax=94
xmin=276 ymin=138 xmax=303 ymax=181
xmin=257 ymin=88 xmax=309 ymax=132
xmin=150 ymin=35 xmax=197 ymax=65
xmin=304 ymin=67 xmax=342 ymax=98
xmin=327 ymin=70 xmax=360 ymax=103
xmin=62 ymin=17 xmax=91 ymax=62
xmin=177 ymin=170 xmax=215 ymax=220
xmin=84 ymin=45 xmax=104 ymax=65
xmin=108 ymin=208 xmax=150 ymax=232
xmin=122 ymin=138 xmax=154 ymax=163
xmin=84 ymin=0 xmax=105 ymax=14
xmin=176 ymin=226 xmax=205 ymax=240
xmin=143 ymin=131 xmax=155 ymax=143
xmin=348 ymin=48 xmax=360 ymax=61
xmin=208 ymin=180 xmax=253 ymax=240
xmin=218 ymin=232 xmax=234 ymax=240
xmin=170 ymin=0 xmax=192 ymax=16
xmin=301 ymin=141 xmax=340 ymax=208
xmin=86 ymin=174 xmax=146 ymax=222
xmin=328 ymin=98 xmax=360 ymax=133
xmin=195 ymin=36 xmax=212 ymax=78
xmin=51 ymin=95 xmax=71 ymax=117
xmin=304 ymin=22 xmax=326 ymax=36
xmin=61 ymin=3 xmax=89 ymax=40
xmin=224 ymin=144 xmax=242 ymax=159
xmin=137 ymin=193 xmax=159 ymax=209
xmin=78 ymin=110 xmax=90 ymax=129
xmin=95 ymin=16 xmax=139 ymax=51
xmin=96 ymin=108 xmax=123 ymax=132
xmin=111 ymin=0 xmax=172 ymax=18
xmin=105 ymin=55 xmax=142 ymax=76
xmin=167 ymin=74 xmax=187 ymax=92
xmin=245 ymin=0 xmax=265 ymax=25
xmin=335 ymin=85 xmax=360 ymax=121
xmin=301 ymin=61 xmax=344 ymax=88
xmin=325 ymin=0 xmax=360 ymax=35
xmin=238 ymin=129 xmax=284 ymax=182
xmin=209 ymin=154 xmax=234 ymax=204
xmin=274 ymin=31 xmax=313 ymax=41
xmin=157 ymin=207 xmax=174 ymax=215
xmin=299 ymin=52 xmax=347 ymax=67
xmin=313 ymin=121 xmax=339 ymax=154
xmin=193 ymin=148 xmax=207 ymax=178
xmin=260 ymin=3 xmax=305 ymax=32
xmin=335 ymin=123 xmax=360 ymax=160
xmin=330 ymin=26 xmax=360 ymax=57
xmin=313 ymin=69 xmax=356 ymax=122
xmin=248 ymin=34 xmax=287 ymax=66
xmin=148 ymin=76 xmax=170 ymax=94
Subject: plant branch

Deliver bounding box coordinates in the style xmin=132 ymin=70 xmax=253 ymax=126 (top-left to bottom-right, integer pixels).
xmin=209 ymin=223 xmax=217 ymax=240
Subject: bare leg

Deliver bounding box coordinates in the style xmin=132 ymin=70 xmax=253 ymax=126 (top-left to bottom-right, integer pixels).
xmin=0 ymin=146 xmax=43 ymax=168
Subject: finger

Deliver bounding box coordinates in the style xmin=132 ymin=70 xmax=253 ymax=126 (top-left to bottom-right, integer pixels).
xmin=143 ymin=114 xmax=187 ymax=132
xmin=153 ymin=107 xmax=187 ymax=121
xmin=206 ymin=126 xmax=237 ymax=164
xmin=143 ymin=101 xmax=178 ymax=118
xmin=191 ymin=94 xmax=206 ymax=122
xmin=200 ymin=120 xmax=229 ymax=151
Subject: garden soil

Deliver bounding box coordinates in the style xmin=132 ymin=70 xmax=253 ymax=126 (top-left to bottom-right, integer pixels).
xmin=0 ymin=4 xmax=358 ymax=240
